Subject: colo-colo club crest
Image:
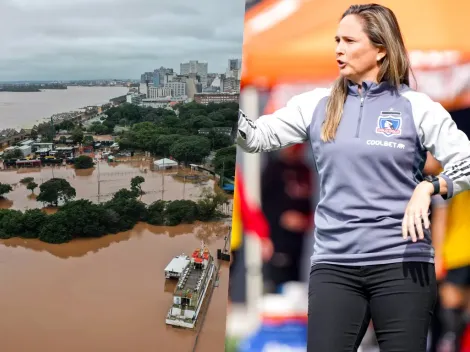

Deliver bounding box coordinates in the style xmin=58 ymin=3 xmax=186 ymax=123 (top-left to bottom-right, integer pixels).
xmin=376 ymin=111 xmax=402 ymax=137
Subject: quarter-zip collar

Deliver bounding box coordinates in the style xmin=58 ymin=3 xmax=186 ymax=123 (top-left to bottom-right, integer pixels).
xmin=347 ymin=80 xmax=405 ymax=97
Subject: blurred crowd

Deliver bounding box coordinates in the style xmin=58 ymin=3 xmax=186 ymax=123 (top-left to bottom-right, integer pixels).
xmin=227 ymin=135 xmax=470 ymax=352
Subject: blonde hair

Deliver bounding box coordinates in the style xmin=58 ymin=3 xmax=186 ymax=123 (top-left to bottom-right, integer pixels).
xmin=321 ymin=4 xmax=412 ymax=142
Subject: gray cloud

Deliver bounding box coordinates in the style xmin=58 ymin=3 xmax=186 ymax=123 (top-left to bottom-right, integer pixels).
xmin=0 ymin=0 xmax=246 ymax=81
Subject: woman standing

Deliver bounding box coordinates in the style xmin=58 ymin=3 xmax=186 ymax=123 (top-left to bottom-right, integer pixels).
xmin=237 ymin=3 xmax=470 ymax=351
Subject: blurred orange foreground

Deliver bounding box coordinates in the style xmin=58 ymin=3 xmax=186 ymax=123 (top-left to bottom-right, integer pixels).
xmin=242 ymin=0 xmax=470 ymax=111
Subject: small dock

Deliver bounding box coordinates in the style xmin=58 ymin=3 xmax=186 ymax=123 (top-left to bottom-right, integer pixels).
xmin=217 ymin=232 xmax=231 ymax=262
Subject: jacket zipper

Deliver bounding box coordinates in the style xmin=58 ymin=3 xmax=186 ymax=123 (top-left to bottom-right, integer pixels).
xmin=355 ymin=95 xmax=365 ymax=138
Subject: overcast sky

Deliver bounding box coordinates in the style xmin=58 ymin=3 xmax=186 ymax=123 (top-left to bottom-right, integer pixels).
xmin=0 ymin=0 xmax=246 ymax=81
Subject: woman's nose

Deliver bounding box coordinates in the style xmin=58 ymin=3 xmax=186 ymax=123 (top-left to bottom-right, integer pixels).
xmin=335 ymin=43 xmax=344 ymax=56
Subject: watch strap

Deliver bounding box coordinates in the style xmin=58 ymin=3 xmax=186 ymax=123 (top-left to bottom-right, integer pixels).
xmin=425 ymin=176 xmax=440 ymax=196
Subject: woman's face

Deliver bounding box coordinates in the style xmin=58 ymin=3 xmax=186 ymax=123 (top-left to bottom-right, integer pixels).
xmin=335 ymin=14 xmax=385 ymax=84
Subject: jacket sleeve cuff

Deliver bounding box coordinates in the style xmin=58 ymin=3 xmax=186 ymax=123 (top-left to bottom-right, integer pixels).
xmin=439 ymin=173 xmax=454 ymax=199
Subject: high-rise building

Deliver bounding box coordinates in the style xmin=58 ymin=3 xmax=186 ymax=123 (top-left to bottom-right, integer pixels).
xmin=148 ymin=87 xmax=173 ymax=99
xmin=228 ymin=59 xmax=241 ymax=71
xmin=141 ymin=72 xmax=153 ymax=83
xmin=164 ymin=81 xmax=186 ymax=98
xmin=153 ymin=67 xmax=173 ymax=87
xmin=180 ymin=60 xmax=208 ymax=87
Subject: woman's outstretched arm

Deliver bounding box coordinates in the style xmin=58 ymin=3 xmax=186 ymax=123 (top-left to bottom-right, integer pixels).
xmin=237 ymin=88 xmax=329 ymax=153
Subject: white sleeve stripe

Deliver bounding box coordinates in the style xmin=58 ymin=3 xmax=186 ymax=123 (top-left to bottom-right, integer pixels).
xmin=447 ymin=169 xmax=470 ymax=182
xmin=443 ymin=160 xmax=470 ymax=178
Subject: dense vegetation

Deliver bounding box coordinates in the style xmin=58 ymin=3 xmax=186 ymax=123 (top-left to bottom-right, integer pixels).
xmin=0 ymin=178 xmax=229 ymax=244
xmin=110 ymin=102 xmax=237 ymax=167
xmin=1 ymin=148 xmax=23 ymax=160
xmin=32 ymin=101 xmax=238 ymax=178
xmin=0 ymin=183 xmax=12 ymax=197
xmin=74 ymin=155 xmax=94 ymax=169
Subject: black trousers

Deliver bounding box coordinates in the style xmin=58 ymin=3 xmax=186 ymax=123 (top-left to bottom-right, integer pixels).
xmin=308 ymin=262 xmax=437 ymax=352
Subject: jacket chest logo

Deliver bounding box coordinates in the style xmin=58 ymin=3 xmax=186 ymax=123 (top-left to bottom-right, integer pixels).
xmin=376 ymin=111 xmax=402 ymax=137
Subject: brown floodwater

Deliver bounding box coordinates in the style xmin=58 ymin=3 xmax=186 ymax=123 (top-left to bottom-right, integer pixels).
xmin=0 ymin=162 xmax=231 ymax=352
xmin=0 ymin=86 xmax=129 ymax=130
xmin=0 ymin=159 xmax=216 ymax=211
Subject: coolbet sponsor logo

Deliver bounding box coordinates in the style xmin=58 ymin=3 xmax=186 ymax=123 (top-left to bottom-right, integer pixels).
xmin=366 ymin=140 xmax=405 ymax=149
xmin=376 ymin=111 xmax=402 ymax=137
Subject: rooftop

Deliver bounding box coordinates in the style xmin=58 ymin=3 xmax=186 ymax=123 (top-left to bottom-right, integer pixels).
xmin=164 ymin=255 xmax=190 ymax=274
xmin=92 ymin=134 xmax=114 ymax=142
xmin=154 ymin=158 xmax=177 ymax=166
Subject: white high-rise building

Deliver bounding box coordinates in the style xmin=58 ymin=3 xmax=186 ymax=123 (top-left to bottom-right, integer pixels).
xmin=148 ymin=87 xmax=173 ymax=99
xmin=164 ymin=81 xmax=186 ymax=98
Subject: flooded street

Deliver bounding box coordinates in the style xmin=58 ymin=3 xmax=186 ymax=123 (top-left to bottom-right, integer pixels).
xmin=0 ymin=159 xmax=216 ymax=211
xmin=0 ymin=162 xmax=231 ymax=352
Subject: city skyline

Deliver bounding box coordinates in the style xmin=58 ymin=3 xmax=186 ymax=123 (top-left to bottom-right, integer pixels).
xmin=0 ymin=57 xmax=241 ymax=84
xmin=0 ymin=0 xmax=245 ymax=81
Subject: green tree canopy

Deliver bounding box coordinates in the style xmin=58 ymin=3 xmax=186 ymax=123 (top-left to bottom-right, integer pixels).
xmin=27 ymin=182 xmax=38 ymax=193
xmin=0 ymin=183 xmax=13 ymax=198
xmin=71 ymin=127 xmax=84 ymax=144
xmin=2 ymin=149 xmax=23 ymax=160
xmin=36 ymin=178 xmax=76 ymax=206
xmin=74 ymin=155 xmax=94 ymax=169
xmin=169 ymin=136 xmax=211 ymax=164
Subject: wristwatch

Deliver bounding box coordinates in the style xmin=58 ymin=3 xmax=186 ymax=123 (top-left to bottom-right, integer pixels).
xmin=424 ymin=175 xmax=440 ymax=196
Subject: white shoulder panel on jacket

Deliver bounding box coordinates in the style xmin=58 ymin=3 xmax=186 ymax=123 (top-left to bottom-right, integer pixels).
xmin=402 ymin=90 xmax=470 ymax=198
xmin=237 ymin=88 xmax=330 ymax=153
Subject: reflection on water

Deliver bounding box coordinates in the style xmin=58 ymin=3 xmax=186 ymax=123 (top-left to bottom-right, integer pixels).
xmin=0 ymin=221 xmax=230 ymax=352
xmin=1 ymin=222 xmax=228 ymax=259
xmin=164 ymin=279 xmax=178 ymax=293
xmin=0 ymin=198 xmax=13 ymax=209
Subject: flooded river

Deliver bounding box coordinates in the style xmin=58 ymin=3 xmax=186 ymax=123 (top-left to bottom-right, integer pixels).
xmin=0 ymin=161 xmax=231 ymax=352
xmin=0 ymin=86 xmax=129 ymax=130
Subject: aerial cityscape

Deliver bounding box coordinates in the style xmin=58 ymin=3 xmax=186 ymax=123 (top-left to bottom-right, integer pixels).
xmin=0 ymin=0 xmax=246 ymax=349
xmin=0 ymin=56 xmax=240 ymax=352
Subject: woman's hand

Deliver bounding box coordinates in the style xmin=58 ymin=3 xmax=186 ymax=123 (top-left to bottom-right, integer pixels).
xmin=260 ymin=238 xmax=274 ymax=262
xmin=402 ymin=182 xmax=434 ymax=242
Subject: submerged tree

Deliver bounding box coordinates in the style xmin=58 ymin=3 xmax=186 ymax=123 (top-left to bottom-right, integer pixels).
xmin=26 ymin=181 xmax=38 ymax=194
xmin=36 ymin=178 xmax=76 ymax=207
xmin=0 ymin=183 xmax=12 ymax=198
xmin=130 ymin=176 xmax=145 ymax=196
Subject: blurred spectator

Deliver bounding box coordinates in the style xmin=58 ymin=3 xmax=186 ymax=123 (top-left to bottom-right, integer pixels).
xmin=436 ymin=190 xmax=470 ymax=351
xmin=261 ymin=144 xmax=313 ymax=293
xmin=423 ymin=151 xmax=470 ymax=352
xmin=424 ymin=153 xmax=448 ymax=352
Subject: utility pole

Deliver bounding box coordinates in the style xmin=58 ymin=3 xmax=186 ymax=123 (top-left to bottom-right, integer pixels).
xmin=50 ymin=116 xmax=55 ymax=141
xmin=220 ymin=161 xmax=225 ymax=188
xmin=161 ymin=158 xmax=165 ymax=200
xmin=97 ymin=159 xmax=101 ymax=202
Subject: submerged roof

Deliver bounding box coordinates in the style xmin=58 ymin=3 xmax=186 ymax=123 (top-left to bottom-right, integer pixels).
xmin=154 ymin=158 xmax=178 ymax=166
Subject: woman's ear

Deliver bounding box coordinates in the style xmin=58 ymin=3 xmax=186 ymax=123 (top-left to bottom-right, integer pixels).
xmin=377 ymin=47 xmax=386 ymax=62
